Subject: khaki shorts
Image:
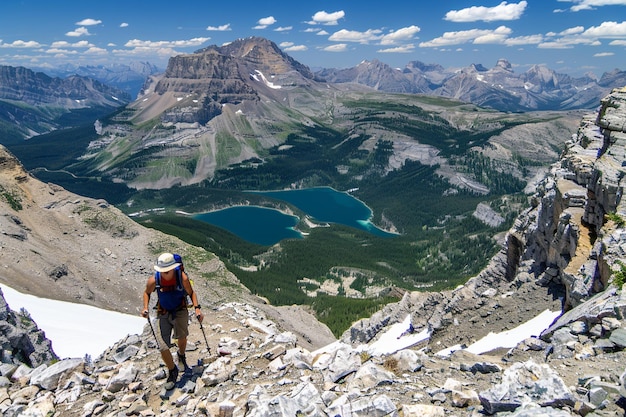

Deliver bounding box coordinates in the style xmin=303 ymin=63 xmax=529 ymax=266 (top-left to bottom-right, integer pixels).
xmin=155 ymin=309 xmax=189 ymax=351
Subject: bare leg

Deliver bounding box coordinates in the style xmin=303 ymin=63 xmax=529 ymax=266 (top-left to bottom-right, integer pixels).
xmin=161 ymin=349 xmax=175 ymax=370
xmin=178 ymin=337 xmax=187 ymax=354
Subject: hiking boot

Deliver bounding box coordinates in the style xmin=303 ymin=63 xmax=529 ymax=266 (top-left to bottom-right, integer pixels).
xmin=164 ymin=366 xmax=178 ymax=390
xmin=177 ymin=351 xmax=189 ymax=370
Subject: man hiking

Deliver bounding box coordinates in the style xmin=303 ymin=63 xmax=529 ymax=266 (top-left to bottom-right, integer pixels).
xmin=141 ymin=252 xmax=204 ymax=389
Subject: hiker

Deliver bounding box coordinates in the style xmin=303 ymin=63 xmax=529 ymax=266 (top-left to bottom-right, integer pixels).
xmin=141 ymin=252 xmax=204 ymax=389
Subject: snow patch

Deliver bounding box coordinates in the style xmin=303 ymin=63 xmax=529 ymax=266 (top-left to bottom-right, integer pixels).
xmin=250 ymin=70 xmax=281 ymax=89
xmin=436 ymin=309 xmax=560 ymax=357
xmin=358 ymin=315 xmax=430 ymax=356
xmin=1 ymin=284 xmax=145 ymax=360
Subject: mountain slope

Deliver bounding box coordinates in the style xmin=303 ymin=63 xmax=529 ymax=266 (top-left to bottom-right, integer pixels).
xmin=0 ymin=65 xmax=131 ymax=143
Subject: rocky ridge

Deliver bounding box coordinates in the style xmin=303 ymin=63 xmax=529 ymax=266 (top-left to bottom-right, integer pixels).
xmin=1 ymin=87 xmax=626 ymax=415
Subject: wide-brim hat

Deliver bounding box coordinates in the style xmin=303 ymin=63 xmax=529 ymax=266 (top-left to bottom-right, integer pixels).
xmin=154 ymin=252 xmax=181 ymax=272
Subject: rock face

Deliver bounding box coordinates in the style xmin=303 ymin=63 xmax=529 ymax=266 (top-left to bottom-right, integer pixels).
xmin=0 ymin=288 xmax=56 ymax=368
xmin=148 ymin=37 xmax=316 ymax=125
xmin=2 ymin=88 xmax=626 ymax=415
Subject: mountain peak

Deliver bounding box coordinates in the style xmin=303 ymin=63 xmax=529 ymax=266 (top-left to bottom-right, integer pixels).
xmin=495 ymin=58 xmax=513 ymax=71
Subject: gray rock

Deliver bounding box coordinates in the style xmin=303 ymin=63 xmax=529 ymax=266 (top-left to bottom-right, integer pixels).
xmin=105 ymin=363 xmax=137 ymax=393
xmin=29 ymin=358 xmax=84 ymax=391
xmin=390 ymin=349 xmax=424 ymax=372
xmin=326 ymin=393 xmax=398 ymax=417
xmin=200 ymin=357 xmax=237 ymax=386
xmin=347 ymin=362 xmax=396 ymax=391
xmin=402 ymin=403 xmax=445 ymax=417
xmin=112 ymin=345 xmax=139 ymax=363
xmin=507 ymin=404 xmax=574 ymax=416
xmin=479 ymin=360 xmax=575 ymax=415
xmin=245 ymin=382 xmax=325 ymax=417
xmin=588 ymin=386 xmax=608 ymax=406
xmin=569 ymin=321 xmax=588 ymax=334
xmin=609 ymin=328 xmax=626 ymax=348
xmin=324 ymin=343 xmax=362 ymax=383
xmin=469 ymin=362 xmax=501 ymax=374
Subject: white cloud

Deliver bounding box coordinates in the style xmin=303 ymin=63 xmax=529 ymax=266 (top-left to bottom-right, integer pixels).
xmin=559 ymin=0 xmax=626 ymax=12
xmin=609 ymin=39 xmax=626 ymax=45
xmin=113 ymin=46 xmax=178 ymax=59
xmin=51 ymin=40 xmax=93 ymax=48
xmin=420 ymin=26 xmax=512 ymax=47
xmin=538 ymin=20 xmax=626 ymax=49
xmin=66 ymin=27 xmax=91 ymax=37
xmin=274 ymin=26 xmax=292 ymax=32
xmin=254 ymin=16 xmax=276 ymax=29
xmin=0 ymin=40 xmax=42 ymax=48
xmin=582 ymin=20 xmax=626 ymax=38
xmin=283 ymin=45 xmax=308 ymax=52
xmin=84 ymin=47 xmax=108 ymax=55
xmin=114 ymin=37 xmax=211 ymax=60
xmin=594 ymin=51 xmax=615 ymax=56
xmin=323 ymin=43 xmax=348 ymax=52
xmin=310 ymin=10 xmax=345 ymax=25
xmin=445 ymin=1 xmax=527 ymax=22
xmin=377 ymin=44 xmax=415 ymax=53
xmin=317 ymin=30 xmax=329 ymax=36
xmin=206 ymin=24 xmax=231 ymax=31
xmin=329 ymin=28 xmax=382 ymax=44
xmin=45 ymin=48 xmax=78 ymax=55
xmin=559 ymin=26 xmax=585 ymax=36
xmin=120 ymin=23 xmax=129 ymax=28
xmin=76 ymin=18 xmax=102 ymax=26
xmin=380 ymin=25 xmax=421 ymax=45
xmin=503 ymin=34 xmax=544 ymax=45
xmin=538 ymin=38 xmax=594 ymax=48
xmin=474 ymin=31 xmax=511 ymax=44
xmin=124 ymin=37 xmax=210 ymax=48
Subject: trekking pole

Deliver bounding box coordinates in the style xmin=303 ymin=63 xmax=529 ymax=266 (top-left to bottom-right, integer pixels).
xmin=145 ymin=313 xmax=159 ymax=348
xmin=198 ymin=319 xmax=211 ymax=355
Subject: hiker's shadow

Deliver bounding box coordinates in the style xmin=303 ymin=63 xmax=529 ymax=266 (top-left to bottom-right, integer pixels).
xmin=161 ymin=367 xmax=202 ymax=398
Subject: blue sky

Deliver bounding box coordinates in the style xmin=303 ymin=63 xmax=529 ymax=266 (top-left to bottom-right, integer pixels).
xmin=1 ymin=1 xmax=625 ymax=77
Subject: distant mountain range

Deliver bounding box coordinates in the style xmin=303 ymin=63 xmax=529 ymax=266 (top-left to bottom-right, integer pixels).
xmin=30 ymin=61 xmax=162 ymax=99
xmin=11 ymin=38 xmax=626 ymax=116
xmin=2 ymin=37 xmax=624 ymax=126
xmin=316 ymin=58 xmax=626 ymax=112
xmin=0 ymin=65 xmax=132 ymax=142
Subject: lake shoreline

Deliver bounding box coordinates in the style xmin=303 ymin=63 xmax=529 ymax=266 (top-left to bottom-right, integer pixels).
xmin=186 ymin=186 xmax=398 ymax=245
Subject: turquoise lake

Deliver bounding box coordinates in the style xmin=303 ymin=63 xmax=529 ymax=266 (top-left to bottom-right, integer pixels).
xmin=193 ymin=187 xmax=395 ymax=245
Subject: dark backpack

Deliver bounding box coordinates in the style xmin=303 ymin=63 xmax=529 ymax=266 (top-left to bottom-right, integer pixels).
xmin=155 ymin=253 xmax=188 ymax=312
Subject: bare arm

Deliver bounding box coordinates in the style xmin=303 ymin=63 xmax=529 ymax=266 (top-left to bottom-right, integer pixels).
xmin=141 ymin=276 xmax=156 ymax=317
